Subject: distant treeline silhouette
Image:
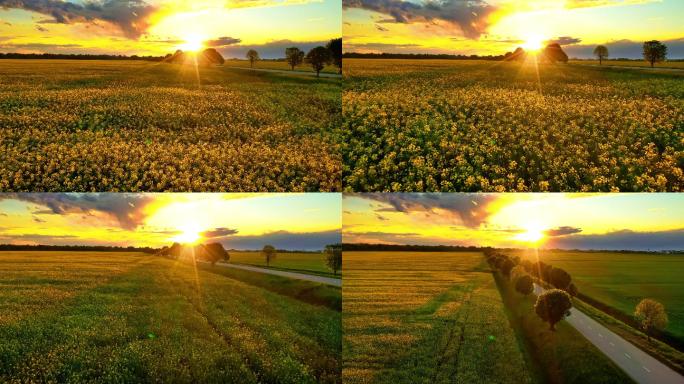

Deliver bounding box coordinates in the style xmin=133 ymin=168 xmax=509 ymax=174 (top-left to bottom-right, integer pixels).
xmin=343 ymin=52 xmax=506 ymax=61
xmin=0 ymin=53 xmax=166 ymax=61
xmin=342 ymin=243 xmax=683 ymax=254
xmin=0 ymin=244 xmax=158 ymax=253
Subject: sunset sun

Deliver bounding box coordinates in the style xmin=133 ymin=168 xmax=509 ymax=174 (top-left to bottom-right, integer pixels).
xmin=521 ymin=34 xmax=545 ymax=52
xmin=173 ymin=223 xmax=203 ymax=244
xmin=514 ymin=222 xmax=546 ymax=244
xmin=178 ymin=34 xmax=205 ymax=52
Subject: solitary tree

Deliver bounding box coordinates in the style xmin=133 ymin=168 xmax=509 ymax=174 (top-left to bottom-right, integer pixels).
xmin=550 ymin=267 xmax=572 ymax=290
xmin=246 ymin=49 xmax=260 ymax=68
xmin=326 ymin=37 xmax=342 ymax=74
xmin=306 ymin=46 xmax=331 ymax=77
xmin=324 ymin=244 xmax=342 ymax=276
xmin=635 ymin=298 xmax=668 ymax=342
xmin=285 ymin=47 xmax=304 ymax=71
xmin=535 ymin=289 xmax=572 ymax=331
xmin=643 ymin=40 xmax=667 ymax=68
xmin=203 ymin=243 xmax=229 ymax=266
xmin=262 ymin=244 xmax=276 ymax=267
xmin=515 ymin=274 xmax=534 ymax=296
xmin=593 ymin=45 xmax=609 ymax=65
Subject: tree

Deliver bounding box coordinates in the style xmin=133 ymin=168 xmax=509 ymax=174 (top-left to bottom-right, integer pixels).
xmin=285 ymin=47 xmax=304 ymax=71
xmin=515 ymin=274 xmax=534 ymax=296
xmin=246 ymin=49 xmax=260 ymax=68
xmin=535 ymin=289 xmax=572 ymax=331
xmin=643 ymin=40 xmax=667 ymax=68
xmin=541 ymin=43 xmax=568 ymax=63
xmin=510 ymin=265 xmax=527 ymax=282
xmin=549 ymin=267 xmax=572 ymax=290
xmin=324 ymin=244 xmax=342 ymax=275
xmin=593 ymin=45 xmax=609 ymax=65
xmin=326 ymin=37 xmax=342 ymax=74
xmin=635 ymin=299 xmax=668 ymax=342
xmin=500 ymin=258 xmax=516 ymax=277
xmin=566 ymin=282 xmax=578 ymax=298
xmin=306 ymin=46 xmax=331 ymax=77
xmin=167 ymin=242 xmax=182 ymax=259
xmin=262 ymin=244 xmax=276 ymax=266
xmin=203 ymin=243 xmax=229 ymax=266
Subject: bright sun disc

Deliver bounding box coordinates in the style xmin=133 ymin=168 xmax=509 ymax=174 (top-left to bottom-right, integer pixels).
xmin=514 ymin=223 xmax=546 ymax=244
xmin=173 ymin=223 xmax=203 ymax=244
xmin=522 ymin=34 xmax=545 ymax=51
xmin=179 ymin=34 xmax=205 ymax=52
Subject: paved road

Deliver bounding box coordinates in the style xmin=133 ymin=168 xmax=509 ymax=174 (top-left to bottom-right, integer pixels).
xmin=534 ymin=285 xmax=684 ymax=384
xmin=210 ymin=262 xmax=342 ymax=287
xmin=226 ymin=66 xmax=342 ymax=78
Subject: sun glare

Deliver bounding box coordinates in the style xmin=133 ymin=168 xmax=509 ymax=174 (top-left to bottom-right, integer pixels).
xmin=522 ymin=34 xmax=545 ymax=52
xmin=172 ymin=223 xmax=203 ymax=244
xmin=179 ymin=34 xmax=205 ymax=52
xmin=514 ymin=222 xmax=546 ymax=244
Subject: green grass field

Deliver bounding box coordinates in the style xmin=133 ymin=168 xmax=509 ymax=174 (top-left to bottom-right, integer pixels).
xmin=0 ymin=251 xmax=341 ymax=383
xmin=342 ymin=58 xmax=683 ymax=192
xmin=223 ymin=59 xmax=340 ymax=74
xmin=515 ymin=250 xmax=684 ymax=340
xmin=570 ymin=60 xmax=684 ymax=69
xmin=343 ymin=251 xmax=532 ymax=384
xmin=0 ymin=59 xmax=341 ymax=192
xmin=229 ymin=251 xmax=338 ymax=277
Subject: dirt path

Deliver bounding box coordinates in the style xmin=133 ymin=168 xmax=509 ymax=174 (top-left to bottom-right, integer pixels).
xmin=534 ymin=284 xmax=684 ymax=384
xmin=212 ymin=262 xmax=342 ymax=287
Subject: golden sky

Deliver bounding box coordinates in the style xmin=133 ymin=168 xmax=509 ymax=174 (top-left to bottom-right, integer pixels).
xmin=0 ymin=0 xmax=341 ymax=57
xmin=343 ymin=193 xmax=684 ymax=251
xmin=0 ymin=193 xmax=341 ymax=250
xmin=343 ymin=0 xmax=684 ymax=58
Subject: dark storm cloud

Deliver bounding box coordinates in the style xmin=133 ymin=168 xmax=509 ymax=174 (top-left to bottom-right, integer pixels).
xmin=0 ymin=0 xmax=159 ymax=38
xmin=548 ymin=36 xmax=582 ymax=46
xmin=2 ymin=193 xmax=156 ymax=230
xmin=222 ymin=230 xmax=341 ymax=251
xmin=205 ymin=36 xmax=242 ymax=48
xmin=342 ymin=0 xmax=497 ymax=38
xmin=201 ymin=227 xmax=239 ymax=239
xmin=564 ymin=37 xmax=684 ymax=59
xmin=546 ymin=229 xmax=684 ymax=251
xmin=219 ymin=39 xmax=331 ymax=59
xmin=545 ymin=226 xmax=583 ymax=237
xmin=355 ymin=193 xmax=498 ymax=228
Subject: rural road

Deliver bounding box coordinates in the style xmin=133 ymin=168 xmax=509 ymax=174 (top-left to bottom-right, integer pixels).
xmin=533 ymin=285 xmax=684 ymax=384
xmin=226 ymin=66 xmax=342 ymax=78
xmin=212 ymin=262 xmax=342 ymax=287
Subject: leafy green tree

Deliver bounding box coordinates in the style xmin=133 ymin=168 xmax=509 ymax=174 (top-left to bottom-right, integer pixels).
xmin=246 ymin=49 xmax=260 ymax=68
xmin=306 ymin=46 xmax=331 ymax=77
xmin=550 ymin=267 xmax=572 ymax=290
xmin=324 ymin=244 xmax=342 ymax=275
xmin=326 ymin=38 xmax=342 ymax=74
xmin=535 ymin=289 xmax=572 ymax=331
xmin=515 ymin=274 xmax=534 ymax=296
xmin=203 ymin=243 xmax=229 ymax=266
xmin=285 ymin=47 xmax=304 ymax=71
xmin=593 ymin=45 xmax=609 ymax=65
xmin=635 ymin=298 xmax=668 ymax=342
xmin=643 ymin=40 xmax=667 ymax=68
xmin=262 ymin=244 xmax=276 ymax=267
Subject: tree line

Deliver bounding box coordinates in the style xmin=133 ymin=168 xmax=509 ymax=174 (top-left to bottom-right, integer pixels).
xmin=0 ymin=53 xmax=165 ymax=61
xmin=0 ymin=244 xmax=157 ymax=253
xmin=245 ymin=38 xmax=342 ymax=77
xmin=485 ymin=249 xmax=669 ymax=343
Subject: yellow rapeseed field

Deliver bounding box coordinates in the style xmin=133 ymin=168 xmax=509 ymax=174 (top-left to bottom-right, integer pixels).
xmin=342 ymin=59 xmax=683 ymax=192
xmin=0 ymin=60 xmax=341 ymax=191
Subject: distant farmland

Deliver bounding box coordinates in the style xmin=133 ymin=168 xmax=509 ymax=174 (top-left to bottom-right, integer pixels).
xmin=230 ymin=251 xmax=339 ymax=277
xmin=342 ymin=251 xmax=532 ymax=384
xmin=0 ymin=251 xmax=341 ymax=383
xmin=0 ymin=60 xmax=341 ymax=192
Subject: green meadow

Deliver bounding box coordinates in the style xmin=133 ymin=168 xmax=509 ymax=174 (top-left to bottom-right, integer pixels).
xmin=0 ymin=251 xmax=341 ymax=383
